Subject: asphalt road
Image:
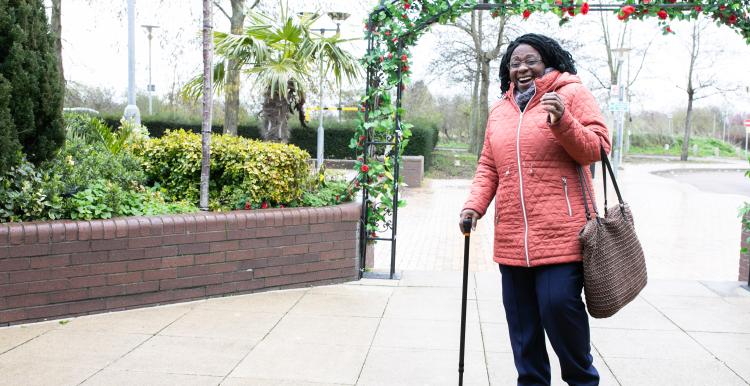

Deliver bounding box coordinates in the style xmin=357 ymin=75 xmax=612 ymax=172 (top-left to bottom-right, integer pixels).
xmin=656 ymin=169 xmax=750 ymax=197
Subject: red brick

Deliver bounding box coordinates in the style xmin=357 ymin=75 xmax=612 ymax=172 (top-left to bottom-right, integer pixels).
xmin=25 ymin=303 xmax=68 ymax=320
xmin=9 ymin=225 xmax=24 ymax=245
xmin=253 ymin=266 xmax=282 ymax=278
xmin=125 ymin=281 xmax=159 ymax=295
xmin=235 ymin=278 xmax=265 ymax=292
xmin=239 ymin=238 xmax=268 ymax=249
xmin=89 ymin=261 xmax=127 ymax=275
xmin=163 ymin=255 xmax=194 ymax=268
xmin=310 ymin=223 xmax=337 ymax=233
xmin=78 ymin=222 xmax=91 ymax=241
xmin=271 ymin=212 xmax=283 ymax=227
xmin=206 ymin=282 xmax=240 ymax=296
xmin=226 ymin=250 xmax=255 ymax=261
xmin=0 ymin=272 xmax=8 ymax=284
xmin=195 ymin=232 xmax=226 ymax=243
xmin=190 ymin=273 xmax=224 ymax=287
xmin=295 ymin=233 xmax=322 ymax=244
xmin=51 ymin=265 xmax=91 ymax=279
xmin=0 ymin=225 xmax=9 ymax=245
xmin=10 ymin=269 xmax=53 ymax=283
xmin=323 ymin=231 xmax=351 ymax=242
xmin=0 ymin=257 xmax=30 ymax=271
xmin=64 ymin=221 xmax=78 ymax=241
xmin=333 ymin=239 xmax=357 ymax=251
xmin=90 ymin=221 xmax=104 ymax=240
xmin=267 ymin=255 xmax=296 ymax=267
xmin=107 ymin=272 xmax=142 ymax=285
xmin=162 ymin=234 xmax=195 ymax=246
xmin=106 ymin=291 xmax=173 ymax=309
xmin=6 ymin=293 xmax=49 ymax=308
xmin=127 ymin=258 xmax=163 ymax=271
xmin=70 ymin=275 xmax=107 ymax=288
xmin=161 ymin=216 xmax=175 ymax=235
xmin=159 ymin=277 xmax=193 ymax=290
xmin=178 ymin=243 xmax=210 ymax=255
xmin=298 ymin=208 xmax=310 ymax=225
xmin=68 ymin=299 xmax=106 ymax=314
xmin=128 ymin=236 xmax=163 ymax=249
xmin=282 ymin=211 xmax=294 ymax=226
xmin=50 ymin=222 xmax=66 ymax=242
xmin=195 ymin=252 xmax=225 ymax=265
xmin=283 ymin=225 xmax=310 ymax=236
xmin=226 ymin=229 xmax=256 ymax=240
xmin=210 ymin=240 xmax=238 ymax=253
xmin=223 ymin=270 xmax=254 ymax=282
xmin=101 ymin=220 xmax=117 ymax=239
xmin=0 ymin=309 xmax=27 ymax=324
xmin=321 ymin=249 xmax=345 ymax=261
xmin=22 ymin=224 xmax=36 ymax=244
xmin=205 ymin=214 xmax=225 ymax=232
xmin=9 ymin=244 xmax=50 ymax=258
xmin=255 ymin=247 xmax=282 ymax=259
xmin=145 ymin=246 xmax=179 ymax=258
xmin=137 ymin=218 xmax=151 ymax=236
xmin=295 ymin=253 xmax=320 ymax=264
xmin=49 ymin=288 xmax=89 ymax=303
xmin=90 ymin=238 xmax=128 ymax=252
xmin=90 ymin=285 xmax=126 ymax=298
xmin=178 ymin=262 xmax=237 ymax=277
xmin=256 ymin=227 xmax=283 ymax=238
xmin=243 ymin=213 xmax=257 ymax=228
xmin=282 ymin=244 xmax=308 ymax=256
xmin=125 ymin=218 xmax=141 ymax=237
xmin=224 ymin=213 xmax=240 ymax=230
xmin=173 ymin=215 xmax=187 ymax=234
xmin=149 ymin=217 xmax=164 ymax=236
xmin=264 ymin=273 xmax=298 ymax=288
xmin=35 ymin=223 xmax=51 ymax=243
xmin=50 ymin=241 xmax=90 ymax=255
xmin=268 ymin=236 xmax=296 ymax=247
xmin=309 ymin=242 xmax=334 ymax=253
xmin=282 ymin=264 xmax=308 ymax=275
xmin=194 ymin=214 xmax=208 ymax=233
xmin=0 ymin=282 xmax=30 ymax=296
xmin=114 ymin=218 xmax=129 ymax=238
xmin=30 ymin=254 xmax=70 ymax=269
xmin=143 ymin=268 xmax=177 ymax=281
xmin=109 ymin=248 xmax=145 ymax=261
xmin=27 ymin=279 xmax=69 ymax=293
xmin=70 ymin=252 xmax=108 ymax=265
xmin=172 ymin=287 xmax=206 ymax=301
xmin=0 ymin=247 xmax=7 ymax=258
xmin=237 ymin=258 xmax=267 ymax=270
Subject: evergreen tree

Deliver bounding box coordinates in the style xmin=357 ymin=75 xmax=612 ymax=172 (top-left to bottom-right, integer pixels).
xmin=0 ymin=0 xmax=64 ymax=168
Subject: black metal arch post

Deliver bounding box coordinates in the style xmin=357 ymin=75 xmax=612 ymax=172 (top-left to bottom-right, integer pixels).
xmin=358 ymin=0 xmax=707 ymax=279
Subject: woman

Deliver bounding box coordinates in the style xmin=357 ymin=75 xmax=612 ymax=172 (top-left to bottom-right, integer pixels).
xmin=459 ymin=34 xmax=611 ymax=386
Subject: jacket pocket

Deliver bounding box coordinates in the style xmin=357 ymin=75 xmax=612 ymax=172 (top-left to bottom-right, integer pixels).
xmin=562 ymin=177 xmax=573 ymax=217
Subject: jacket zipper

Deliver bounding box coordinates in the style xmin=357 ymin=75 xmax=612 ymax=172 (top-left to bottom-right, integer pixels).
xmin=562 ymin=177 xmax=573 ymax=216
xmin=515 ymin=111 xmax=531 ymax=267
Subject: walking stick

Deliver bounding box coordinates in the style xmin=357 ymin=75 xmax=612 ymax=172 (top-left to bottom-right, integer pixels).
xmin=458 ymin=218 xmax=472 ymax=386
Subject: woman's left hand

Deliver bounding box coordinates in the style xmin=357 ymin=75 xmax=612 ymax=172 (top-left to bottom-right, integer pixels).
xmin=541 ymin=92 xmax=565 ymax=124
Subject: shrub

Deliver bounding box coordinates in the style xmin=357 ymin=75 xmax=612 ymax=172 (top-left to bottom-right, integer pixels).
xmin=0 ymin=76 xmax=21 ymax=173
xmin=133 ymin=129 xmax=310 ymax=209
xmin=68 ymin=181 xmax=196 ymax=220
xmin=0 ymin=0 xmax=65 ymax=166
xmin=0 ymin=156 xmax=53 ymax=222
xmin=102 ymin=115 xmax=261 ymax=139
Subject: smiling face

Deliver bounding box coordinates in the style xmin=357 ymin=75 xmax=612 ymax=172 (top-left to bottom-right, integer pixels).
xmin=508 ymin=44 xmax=546 ymax=93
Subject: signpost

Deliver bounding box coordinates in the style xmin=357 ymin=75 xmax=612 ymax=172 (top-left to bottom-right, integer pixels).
xmin=744 ymin=119 xmax=750 ymax=156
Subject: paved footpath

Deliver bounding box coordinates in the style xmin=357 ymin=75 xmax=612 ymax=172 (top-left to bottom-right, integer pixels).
xmin=0 ymin=160 xmax=749 ymax=385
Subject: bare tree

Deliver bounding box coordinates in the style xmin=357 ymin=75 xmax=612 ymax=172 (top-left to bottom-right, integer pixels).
xmin=200 ymin=0 xmax=214 ymax=210
xmin=50 ymin=0 xmax=63 ymax=84
xmin=214 ymin=0 xmax=260 ymax=135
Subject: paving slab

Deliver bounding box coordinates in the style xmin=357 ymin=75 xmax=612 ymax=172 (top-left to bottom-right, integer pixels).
xmin=81 ymin=369 xmax=222 ymax=386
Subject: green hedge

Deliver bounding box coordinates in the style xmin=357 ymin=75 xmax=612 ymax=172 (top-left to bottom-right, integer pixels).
xmin=110 ymin=116 xmax=439 ymax=167
xmin=131 ymin=129 xmax=309 ymax=209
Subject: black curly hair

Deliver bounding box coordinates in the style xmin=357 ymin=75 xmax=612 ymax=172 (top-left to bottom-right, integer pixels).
xmin=499 ymin=33 xmax=577 ymax=93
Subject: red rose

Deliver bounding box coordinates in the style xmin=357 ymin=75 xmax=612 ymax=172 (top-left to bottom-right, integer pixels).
xmin=728 ymin=14 xmax=738 ymax=24
xmin=657 ymin=9 xmax=668 ymax=19
xmin=361 ymin=164 xmax=369 ymax=172
xmin=581 ymin=2 xmax=589 ymax=15
xmin=719 ymin=5 xmax=726 ymax=10
xmin=244 ymin=202 xmax=251 ymax=210
xmin=279 ymin=205 xmax=284 ymax=208
xmin=385 ymin=31 xmax=391 ymax=36
xmin=402 ymin=65 xmax=409 ymax=72
xmin=392 ymin=37 xmax=398 ymax=43
xmin=568 ymin=8 xmax=575 ymax=16
xmin=379 ymin=56 xmax=384 ymax=62
xmin=694 ymin=6 xmax=702 ymax=12
xmin=359 ymin=135 xmax=366 ymax=142
xmin=404 ymin=2 xmax=410 ymax=9
xmin=370 ymin=231 xmax=377 ymax=238
xmin=335 ymin=195 xmax=340 ymax=202
xmin=621 ymin=5 xmax=635 ymax=15
xmin=401 ymin=54 xmax=408 ymax=62
xmin=665 ymin=26 xmax=673 ymax=33
xmin=523 ymin=9 xmax=531 ymax=19
xmin=617 ymin=12 xmax=627 ymax=20
xmin=642 ymin=0 xmax=650 ymax=3
xmin=554 ymin=0 xmax=562 ymax=4
xmin=666 ymin=0 xmax=676 ymax=3
xmin=388 ymin=52 xmax=393 ymax=59
xmin=261 ymin=201 xmax=268 ymax=209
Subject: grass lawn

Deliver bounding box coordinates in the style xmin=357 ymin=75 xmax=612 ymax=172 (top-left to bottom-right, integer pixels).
xmin=427 ymin=149 xmax=478 ymax=179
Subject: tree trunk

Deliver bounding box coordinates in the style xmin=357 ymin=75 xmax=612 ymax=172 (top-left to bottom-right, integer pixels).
xmin=468 ymin=55 xmax=481 ymax=154
xmin=51 ymin=0 xmax=63 ymax=84
xmin=476 ymin=56 xmax=491 ymax=157
xmin=223 ymin=0 xmax=245 ymax=136
xmin=200 ymin=0 xmax=214 ymax=210
xmin=261 ymin=89 xmax=290 ymax=143
xmin=680 ymin=21 xmax=699 ymax=162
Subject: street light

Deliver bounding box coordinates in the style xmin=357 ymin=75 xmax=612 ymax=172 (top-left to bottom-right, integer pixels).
xmin=123 ymin=0 xmax=140 ymax=125
xmin=141 ymin=24 xmax=159 ymax=116
xmin=299 ymin=11 xmax=347 ymax=170
xmin=328 ymin=12 xmax=351 ymax=122
xmin=610 ymin=47 xmax=631 ymax=177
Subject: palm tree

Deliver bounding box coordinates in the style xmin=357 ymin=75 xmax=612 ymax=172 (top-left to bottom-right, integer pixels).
xmin=185 ymin=2 xmax=361 ymax=143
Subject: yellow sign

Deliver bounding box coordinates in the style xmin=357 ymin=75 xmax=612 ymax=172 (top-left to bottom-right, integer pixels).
xmin=305 ymin=106 xmax=361 ymax=121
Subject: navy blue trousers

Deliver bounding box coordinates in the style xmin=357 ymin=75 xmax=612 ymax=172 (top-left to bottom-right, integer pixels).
xmin=499 ymin=262 xmax=599 ymax=386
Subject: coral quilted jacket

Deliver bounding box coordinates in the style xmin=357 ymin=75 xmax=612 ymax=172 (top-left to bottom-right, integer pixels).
xmin=463 ymin=70 xmax=611 ymax=267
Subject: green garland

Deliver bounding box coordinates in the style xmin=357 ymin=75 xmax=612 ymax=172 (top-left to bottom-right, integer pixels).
xmin=355 ymin=0 xmax=750 ymax=237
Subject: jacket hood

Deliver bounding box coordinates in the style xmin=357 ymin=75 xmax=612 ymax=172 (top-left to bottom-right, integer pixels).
xmin=505 ymin=70 xmax=582 ymax=98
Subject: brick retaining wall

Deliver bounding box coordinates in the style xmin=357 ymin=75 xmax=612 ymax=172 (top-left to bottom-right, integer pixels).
xmin=0 ymin=203 xmax=361 ymax=326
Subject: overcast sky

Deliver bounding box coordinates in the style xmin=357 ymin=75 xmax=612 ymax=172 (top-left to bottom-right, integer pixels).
xmin=56 ymin=0 xmax=750 ymax=115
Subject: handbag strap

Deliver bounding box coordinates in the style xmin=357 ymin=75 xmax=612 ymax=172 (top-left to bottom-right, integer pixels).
xmin=599 ymin=146 xmax=625 ymax=211
xmin=577 ymin=165 xmax=598 ymax=221
xmin=578 ymin=145 xmax=625 ymax=219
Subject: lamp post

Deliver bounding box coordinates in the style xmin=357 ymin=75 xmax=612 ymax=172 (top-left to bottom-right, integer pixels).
xmin=123 ymin=0 xmax=140 ymax=125
xmin=141 ymin=24 xmax=159 ymax=116
xmin=610 ymin=47 xmax=631 ymax=177
xmin=328 ymin=12 xmax=350 ymax=122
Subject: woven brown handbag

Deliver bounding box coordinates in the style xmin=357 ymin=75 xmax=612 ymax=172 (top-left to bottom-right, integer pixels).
xmin=577 ymin=147 xmax=647 ymax=319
